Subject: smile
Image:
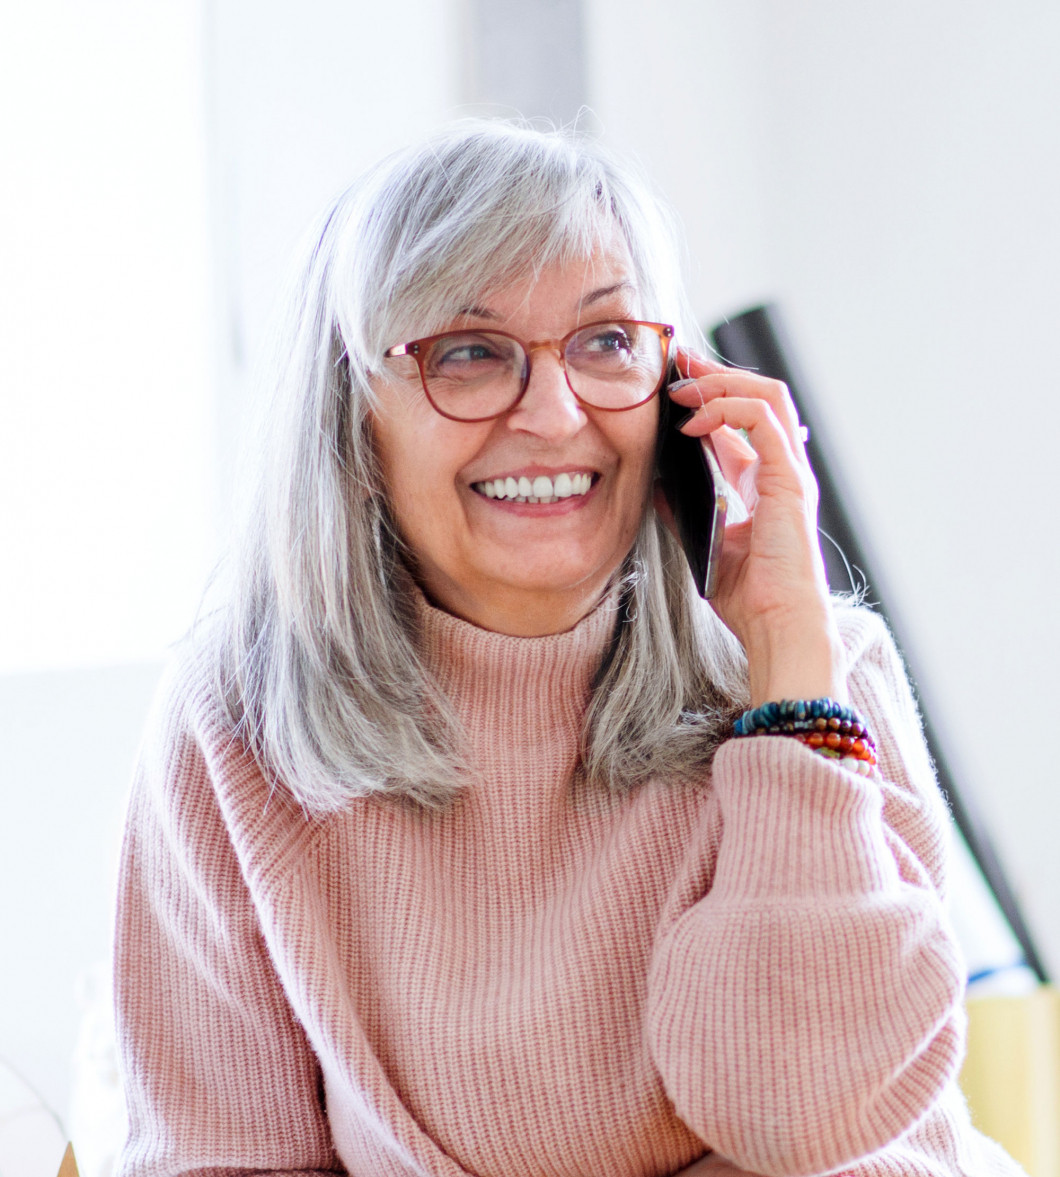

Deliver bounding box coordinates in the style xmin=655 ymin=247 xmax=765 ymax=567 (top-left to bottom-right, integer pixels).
xmin=471 ymin=472 xmax=594 ymax=504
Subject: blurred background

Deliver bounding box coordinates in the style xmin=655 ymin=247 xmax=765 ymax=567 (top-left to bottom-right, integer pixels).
xmin=1 ymin=0 xmax=1058 ymax=1170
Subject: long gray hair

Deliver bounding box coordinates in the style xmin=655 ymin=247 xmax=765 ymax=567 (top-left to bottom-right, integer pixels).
xmin=206 ymin=119 xmax=750 ymax=813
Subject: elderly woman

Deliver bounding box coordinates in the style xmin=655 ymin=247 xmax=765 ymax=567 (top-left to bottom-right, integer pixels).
xmin=114 ymin=121 xmax=1022 ymax=1177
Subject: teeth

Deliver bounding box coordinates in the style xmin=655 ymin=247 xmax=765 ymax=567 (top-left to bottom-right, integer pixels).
xmin=473 ymin=472 xmax=594 ymax=503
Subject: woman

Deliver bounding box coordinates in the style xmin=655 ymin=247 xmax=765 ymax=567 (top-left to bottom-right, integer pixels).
xmin=114 ymin=121 xmax=1022 ymax=1177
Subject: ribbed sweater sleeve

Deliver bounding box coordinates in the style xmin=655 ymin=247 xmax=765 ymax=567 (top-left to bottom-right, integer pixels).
xmin=113 ymin=664 xmax=342 ymax=1177
xmin=647 ymin=609 xmax=966 ymax=1176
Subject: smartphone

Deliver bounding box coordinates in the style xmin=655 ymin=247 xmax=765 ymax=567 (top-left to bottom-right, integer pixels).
xmin=656 ymin=370 xmax=729 ymax=599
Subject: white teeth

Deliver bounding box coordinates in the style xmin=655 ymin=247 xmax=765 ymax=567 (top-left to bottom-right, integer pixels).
xmin=473 ymin=471 xmax=594 ymax=503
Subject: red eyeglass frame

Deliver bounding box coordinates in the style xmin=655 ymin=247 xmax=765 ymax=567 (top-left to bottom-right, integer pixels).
xmin=384 ymin=319 xmax=675 ymax=422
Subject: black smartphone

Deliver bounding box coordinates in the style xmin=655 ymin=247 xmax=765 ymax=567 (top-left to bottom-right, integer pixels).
xmin=656 ymin=370 xmax=728 ymax=599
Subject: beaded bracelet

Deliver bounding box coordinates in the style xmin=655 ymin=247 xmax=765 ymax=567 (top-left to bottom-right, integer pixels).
xmin=792 ymin=731 xmax=877 ymax=775
xmin=733 ymin=697 xmax=878 ymax=776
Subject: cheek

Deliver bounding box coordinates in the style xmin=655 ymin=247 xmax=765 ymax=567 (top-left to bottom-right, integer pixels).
xmin=616 ymin=409 xmax=659 ymax=496
xmin=372 ymin=407 xmax=435 ymax=547
xmin=377 ymin=434 xmax=447 ymax=544
xmin=372 ymin=405 xmax=481 ymax=541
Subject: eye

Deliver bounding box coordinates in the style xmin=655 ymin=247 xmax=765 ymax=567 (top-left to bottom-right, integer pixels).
xmin=439 ymin=341 xmax=497 ymax=364
xmin=427 ymin=333 xmax=516 ymax=379
xmin=579 ymin=323 xmax=635 ymax=355
xmin=568 ymin=322 xmax=639 ymax=370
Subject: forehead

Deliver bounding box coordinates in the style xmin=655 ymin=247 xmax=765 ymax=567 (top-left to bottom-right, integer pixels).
xmin=453 ymin=240 xmax=639 ymax=328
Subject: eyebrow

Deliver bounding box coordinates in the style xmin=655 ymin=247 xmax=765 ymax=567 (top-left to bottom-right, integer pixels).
xmin=456 ymin=303 xmax=498 ymax=320
xmin=456 ymin=280 xmax=637 ymax=322
xmin=582 ymin=280 xmax=637 ymax=307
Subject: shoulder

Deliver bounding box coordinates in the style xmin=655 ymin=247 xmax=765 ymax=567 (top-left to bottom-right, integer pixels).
xmin=832 ymin=596 xmax=898 ymax=667
xmin=831 ymin=600 xmax=929 ymax=753
xmin=831 ymin=598 xmax=952 ymax=891
xmin=129 ymin=637 xmax=316 ymax=886
xmin=134 ymin=636 xmax=234 ymax=800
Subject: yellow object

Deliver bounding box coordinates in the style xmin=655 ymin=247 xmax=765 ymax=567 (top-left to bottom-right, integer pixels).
xmin=961 ymin=986 xmax=1060 ymax=1177
xmin=56 ymin=1144 xmax=79 ymax=1177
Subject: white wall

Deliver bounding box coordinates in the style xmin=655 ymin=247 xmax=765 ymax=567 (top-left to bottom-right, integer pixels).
xmin=0 ymin=664 xmax=162 ymax=1127
xmin=587 ymin=0 xmax=1060 ymax=971
xmin=0 ymin=0 xmax=216 ymax=676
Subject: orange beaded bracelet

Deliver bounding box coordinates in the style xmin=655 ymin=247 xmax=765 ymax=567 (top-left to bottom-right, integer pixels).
xmin=793 ymin=730 xmax=877 ymax=775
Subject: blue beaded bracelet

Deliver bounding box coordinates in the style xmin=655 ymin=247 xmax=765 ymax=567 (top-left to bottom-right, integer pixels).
xmin=733 ymin=698 xmax=879 ymax=774
xmin=734 ymin=697 xmax=862 ymax=737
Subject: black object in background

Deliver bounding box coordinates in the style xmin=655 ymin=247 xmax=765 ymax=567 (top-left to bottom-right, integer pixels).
xmin=711 ymin=304 xmax=1048 ymax=984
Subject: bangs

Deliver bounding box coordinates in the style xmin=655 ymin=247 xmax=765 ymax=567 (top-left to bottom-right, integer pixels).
xmin=390 ymin=195 xmax=620 ymax=343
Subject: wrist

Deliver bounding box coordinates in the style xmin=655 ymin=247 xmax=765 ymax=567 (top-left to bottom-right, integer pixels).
xmin=743 ymin=609 xmax=847 ymax=707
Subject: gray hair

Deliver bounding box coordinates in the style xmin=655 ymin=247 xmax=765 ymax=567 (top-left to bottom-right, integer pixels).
xmin=205 ymin=119 xmax=750 ymax=813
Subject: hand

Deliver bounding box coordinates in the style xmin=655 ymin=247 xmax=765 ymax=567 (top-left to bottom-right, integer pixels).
xmin=659 ymin=349 xmax=847 ymax=706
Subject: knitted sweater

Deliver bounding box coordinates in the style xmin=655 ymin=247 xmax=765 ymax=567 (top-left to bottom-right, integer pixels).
xmin=114 ymin=594 xmax=1023 ymax=1177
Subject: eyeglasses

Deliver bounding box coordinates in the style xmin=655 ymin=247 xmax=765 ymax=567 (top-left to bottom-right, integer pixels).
xmin=384 ymin=319 xmax=674 ymax=423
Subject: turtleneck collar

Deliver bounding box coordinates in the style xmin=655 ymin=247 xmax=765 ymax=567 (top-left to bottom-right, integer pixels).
xmin=410 ymin=585 xmax=620 ymax=797
xmin=412 ymin=587 xmax=619 ymax=704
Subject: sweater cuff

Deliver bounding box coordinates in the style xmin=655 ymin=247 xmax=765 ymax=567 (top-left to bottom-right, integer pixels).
xmin=708 ymin=735 xmax=902 ymax=902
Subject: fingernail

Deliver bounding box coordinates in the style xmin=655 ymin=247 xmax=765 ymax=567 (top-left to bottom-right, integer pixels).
xmin=667 ymin=378 xmax=698 ymax=392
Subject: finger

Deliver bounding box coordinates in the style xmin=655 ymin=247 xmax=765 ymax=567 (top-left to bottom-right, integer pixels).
xmin=672 ymin=412 xmax=762 ymax=510
xmin=708 ymin=426 xmax=760 ymax=515
xmin=670 ymin=368 xmax=807 ymax=460
xmin=679 ymin=395 xmax=804 ymax=487
xmin=709 ymin=423 xmax=756 ymax=466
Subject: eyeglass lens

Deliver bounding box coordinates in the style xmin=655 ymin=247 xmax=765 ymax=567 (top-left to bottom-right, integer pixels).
xmin=420 ymin=322 xmax=667 ymax=420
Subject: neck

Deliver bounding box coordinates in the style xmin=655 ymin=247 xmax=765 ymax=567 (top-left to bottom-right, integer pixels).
xmin=415 ymin=572 xmax=613 ymax=637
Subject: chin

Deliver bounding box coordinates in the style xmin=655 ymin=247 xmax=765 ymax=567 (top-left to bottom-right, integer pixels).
xmin=488 ymin=553 xmax=623 ymax=600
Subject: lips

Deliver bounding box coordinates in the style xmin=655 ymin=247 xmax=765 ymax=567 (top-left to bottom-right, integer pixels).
xmin=471 ymin=471 xmax=594 ymax=504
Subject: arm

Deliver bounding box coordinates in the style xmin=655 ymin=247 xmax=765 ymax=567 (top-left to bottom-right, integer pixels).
xmin=113 ymin=667 xmax=342 ymax=1177
xmin=647 ymin=610 xmax=966 ymax=1177
xmin=655 ymin=359 xmax=970 ymax=1174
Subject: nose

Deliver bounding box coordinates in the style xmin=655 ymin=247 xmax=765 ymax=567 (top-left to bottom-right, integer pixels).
xmin=505 ymin=344 xmax=586 ymax=442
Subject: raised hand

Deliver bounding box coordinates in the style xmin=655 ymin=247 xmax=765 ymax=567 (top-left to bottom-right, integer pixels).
xmin=663 ymin=349 xmax=847 ymax=706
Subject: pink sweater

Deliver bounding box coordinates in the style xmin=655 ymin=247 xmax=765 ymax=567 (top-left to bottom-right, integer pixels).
xmin=114 ymin=595 xmax=1023 ymax=1177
